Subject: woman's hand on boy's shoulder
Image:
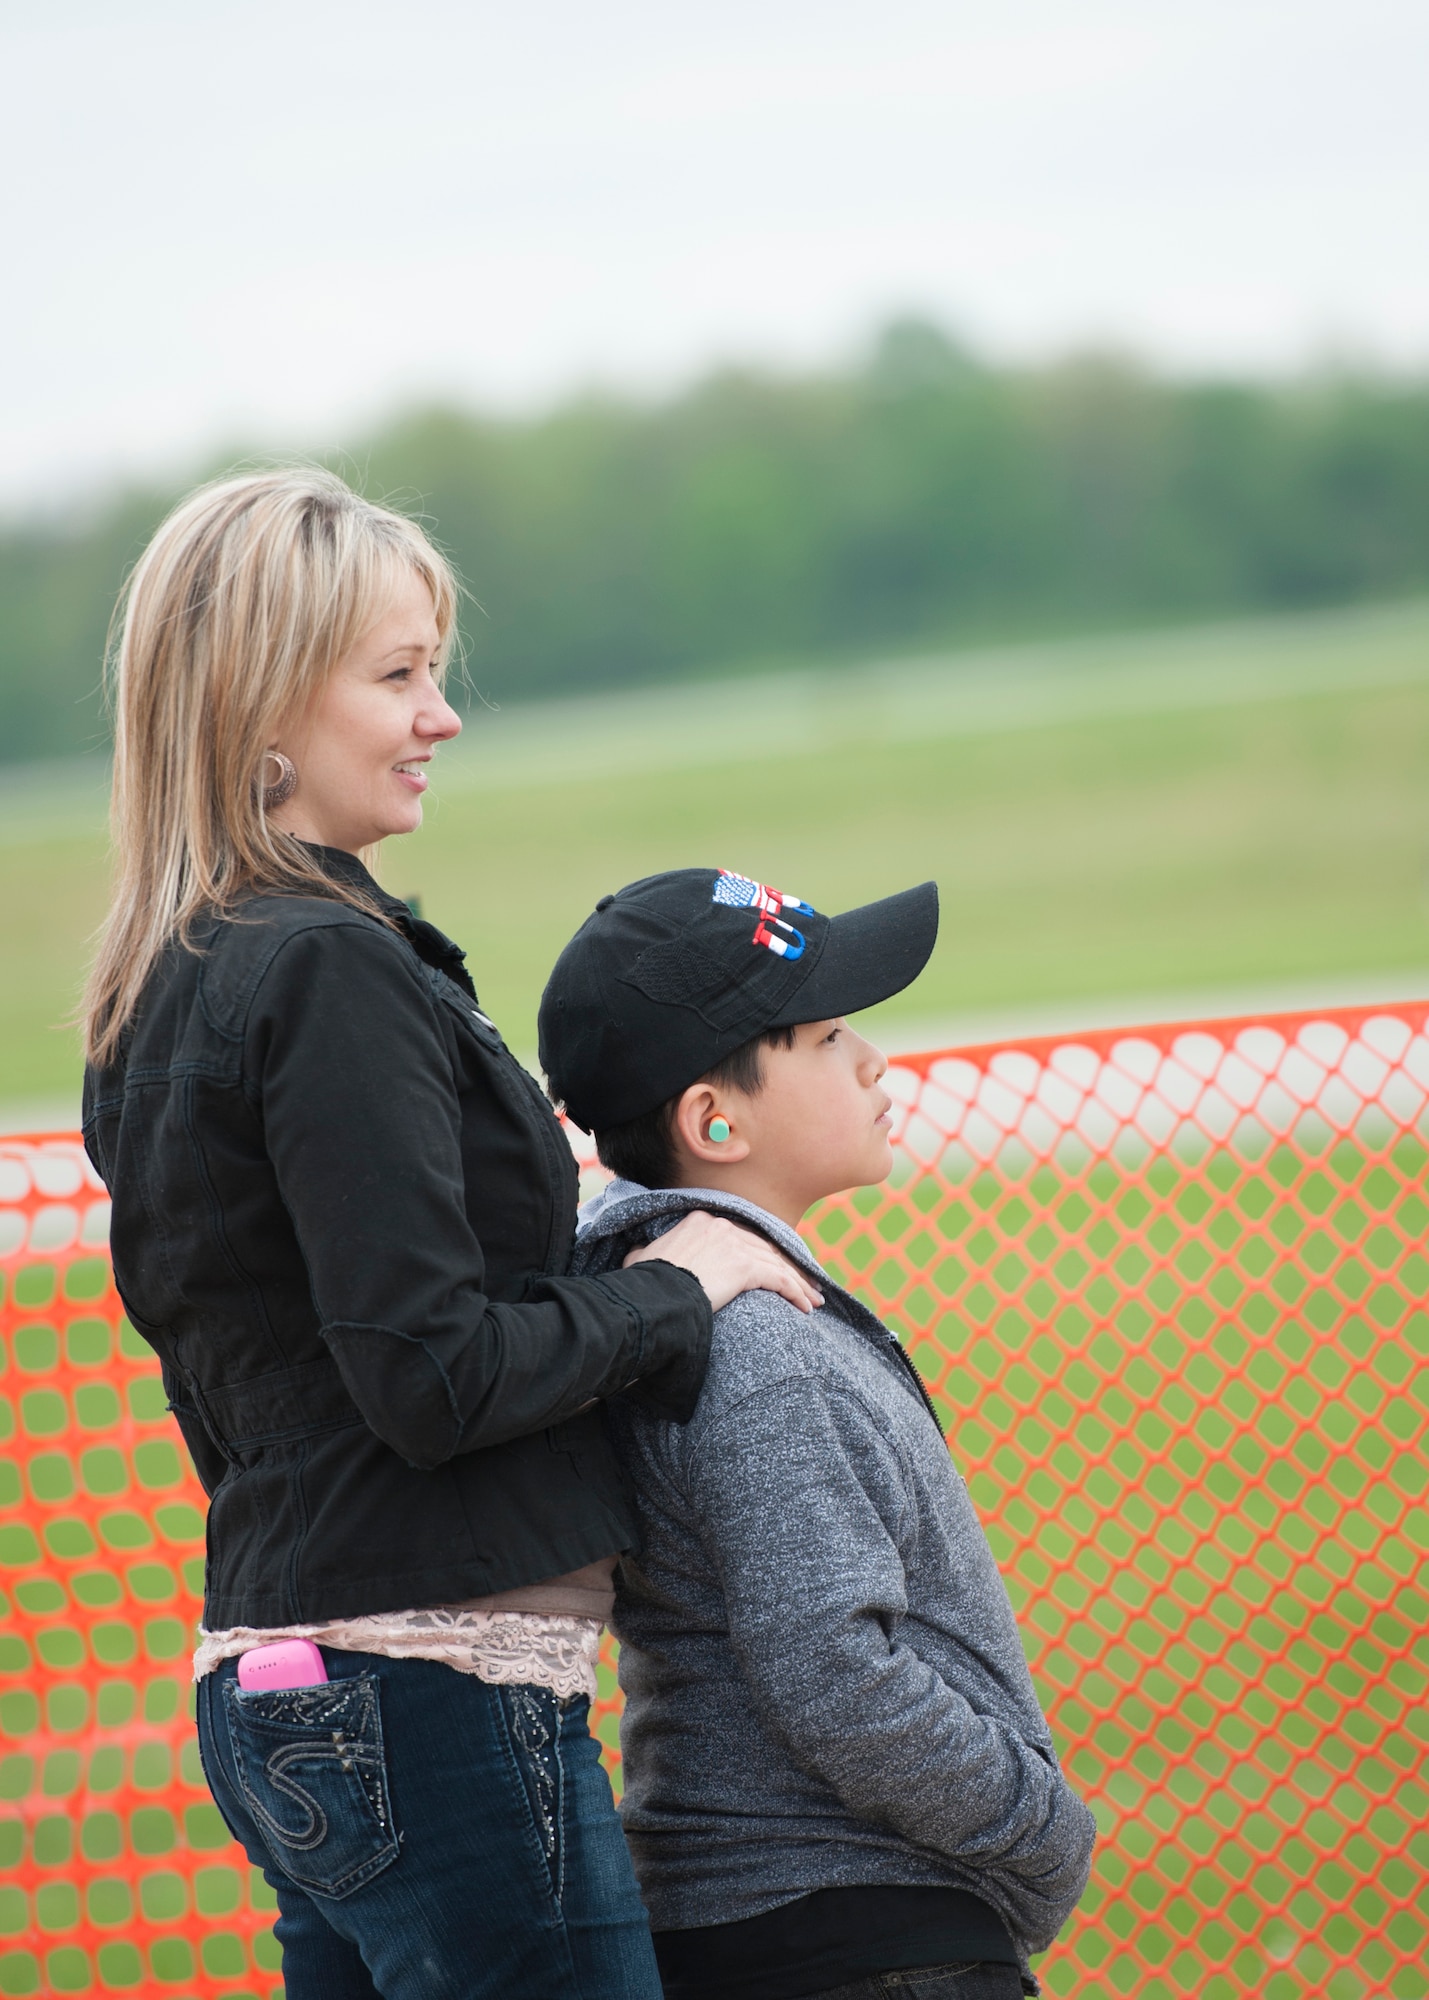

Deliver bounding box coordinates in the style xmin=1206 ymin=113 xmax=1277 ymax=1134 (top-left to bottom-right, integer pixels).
xmin=623 ymin=1212 xmax=824 ymax=1316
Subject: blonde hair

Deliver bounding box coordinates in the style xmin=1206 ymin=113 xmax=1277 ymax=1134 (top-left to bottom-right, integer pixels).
xmin=82 ymin=468 xmax=459 ymax=1067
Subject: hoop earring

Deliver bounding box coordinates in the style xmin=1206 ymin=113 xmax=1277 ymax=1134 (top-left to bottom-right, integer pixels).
xmin=259 ymin=750 xmax=297 ymax=811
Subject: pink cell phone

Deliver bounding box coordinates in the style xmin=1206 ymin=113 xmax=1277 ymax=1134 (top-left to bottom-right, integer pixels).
xmin=237 ymin=1638 xmax=328 ymax=1691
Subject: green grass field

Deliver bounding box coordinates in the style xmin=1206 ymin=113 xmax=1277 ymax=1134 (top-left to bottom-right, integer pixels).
xmin=3 ymin=600 xmax=1429 ymax=1118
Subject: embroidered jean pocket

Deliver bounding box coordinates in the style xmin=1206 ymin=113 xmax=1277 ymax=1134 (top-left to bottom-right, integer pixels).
xmin=222 ymin=1673 xmax=399 ymax=1899
xmin=497 ymin=1685 xmax=565 ymax=1902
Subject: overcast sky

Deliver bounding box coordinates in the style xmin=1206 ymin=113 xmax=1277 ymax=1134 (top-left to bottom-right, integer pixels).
xmin=3 ymin=0 xmax=1427 ymax=509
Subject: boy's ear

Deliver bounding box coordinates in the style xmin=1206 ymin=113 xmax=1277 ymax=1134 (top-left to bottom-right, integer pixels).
xmin=673 ymin=1083 xmax=753 ymax=1170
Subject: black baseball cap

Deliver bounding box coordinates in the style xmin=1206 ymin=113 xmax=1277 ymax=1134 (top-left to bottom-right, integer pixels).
xmin=539 ymin=867 xmax=939 ymax=1132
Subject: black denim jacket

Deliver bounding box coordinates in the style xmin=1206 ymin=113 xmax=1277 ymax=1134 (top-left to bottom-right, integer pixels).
xmin=81 ymin=849 xmax=711 ymax=1628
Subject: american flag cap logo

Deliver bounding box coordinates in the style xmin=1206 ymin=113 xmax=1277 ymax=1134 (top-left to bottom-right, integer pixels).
xmin=712 ymin=869 xmax=815 ymax=961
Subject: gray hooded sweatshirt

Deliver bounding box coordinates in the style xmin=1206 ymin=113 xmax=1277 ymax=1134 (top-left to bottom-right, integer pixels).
xmin=573 ymin=1179 xmax=1095 ymax=1977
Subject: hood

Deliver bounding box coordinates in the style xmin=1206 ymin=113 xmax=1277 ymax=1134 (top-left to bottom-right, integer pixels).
xmin=573 ymin=1177 xmax=941 ymax=1432
xmin=573 ymin=1177 xmax=831 ymax=1288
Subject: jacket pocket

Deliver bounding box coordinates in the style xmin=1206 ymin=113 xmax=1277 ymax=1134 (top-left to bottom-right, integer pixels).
xmin=222 ymin=1672 xmax=399 ymax=1898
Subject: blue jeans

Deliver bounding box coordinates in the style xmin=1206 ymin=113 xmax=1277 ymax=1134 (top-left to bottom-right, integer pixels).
xmin=196 ymin=1650 xmax=662 ymax=2000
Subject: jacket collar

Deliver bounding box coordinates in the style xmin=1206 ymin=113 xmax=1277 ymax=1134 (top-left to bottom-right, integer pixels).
xmin=301 ymin=843 xmax=478 ymax=1001
xmin=301 ymin=842 xmax=409 ymax=921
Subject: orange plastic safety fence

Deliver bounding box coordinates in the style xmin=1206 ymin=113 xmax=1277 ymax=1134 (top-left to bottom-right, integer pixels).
xmin=2 ymin=1001 xmax=1426 ymax=2000
xmin=0 ymin=1139 xmax=278 ymax=1999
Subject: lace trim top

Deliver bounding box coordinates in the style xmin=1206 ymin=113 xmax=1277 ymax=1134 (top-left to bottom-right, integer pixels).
xmin=193 ymin=1559 xmax=616 ymax=1702
xmin=193 ymin=1608 xmax=601 ymax=1701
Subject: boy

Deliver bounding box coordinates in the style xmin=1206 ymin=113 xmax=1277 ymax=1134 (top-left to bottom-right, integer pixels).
xmin=539 ymin=869 xmax=1094 ymax=2000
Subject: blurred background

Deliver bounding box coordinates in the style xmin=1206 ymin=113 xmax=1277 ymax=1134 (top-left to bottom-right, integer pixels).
xmin=4 ymin=0 xmax=1429 ymax=1126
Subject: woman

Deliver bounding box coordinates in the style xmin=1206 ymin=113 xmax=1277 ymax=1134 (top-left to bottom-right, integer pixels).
xmin=81 ymin=469 xmax=819 ymax=1999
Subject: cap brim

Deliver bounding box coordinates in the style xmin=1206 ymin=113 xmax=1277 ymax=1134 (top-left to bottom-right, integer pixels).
xmin=770 ymin=880 xmax=939 ymax=1026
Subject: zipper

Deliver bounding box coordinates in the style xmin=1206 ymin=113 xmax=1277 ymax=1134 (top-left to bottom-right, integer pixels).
xmin=878 ymin=1326 xmax=945 ymax=1431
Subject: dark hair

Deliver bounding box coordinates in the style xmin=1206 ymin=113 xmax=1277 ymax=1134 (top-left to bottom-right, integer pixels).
xmin=595 ymin=1025 xmax=799 ymax=1189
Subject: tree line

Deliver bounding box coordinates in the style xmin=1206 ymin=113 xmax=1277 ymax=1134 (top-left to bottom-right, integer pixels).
xmin=5 ymin=318 xmax=1429 ymax=767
